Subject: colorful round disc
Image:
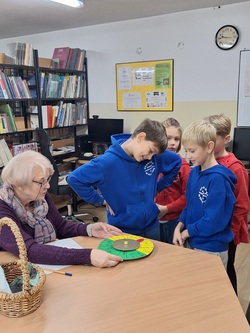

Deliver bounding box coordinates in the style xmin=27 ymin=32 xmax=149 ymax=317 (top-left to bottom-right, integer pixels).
xmin=98 ymin=234 xmax=154 ymax=260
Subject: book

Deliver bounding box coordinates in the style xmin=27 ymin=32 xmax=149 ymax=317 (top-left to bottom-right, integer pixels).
xmin=47 ymin=105 xmax=53 ymax=128
xmin=0 ymin=113 xmax=12 ymax=132
xmin=8 ymin=76 xmax=21 ymax=99
xmin=0 ymin=104 xmax=17 ymax=131
xmin=6 ymin=42 xmax=33 ymax=66
xmin=0 ymin=115 xmax=6 ymax=133
xmin=0 ymin=138 xmax=13 ymax=166
xmin=30 ymin=114 xmax=39 ymax=129
xmin=0 ymin=84 xmax=5 ymax=99
xmin=0 ymin=71 xmax=9 ymax=99
xmin=52 ymin=47 xmax=70 ymax=69
xmin=1 ymin=71 xmax=13 ymax=98
xmin=42 ymin=105 xmax=48 ymax=128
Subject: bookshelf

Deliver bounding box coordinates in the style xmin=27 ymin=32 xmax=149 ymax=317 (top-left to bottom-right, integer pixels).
xmin=0 ymin=48 xmax=40 ymax=162
xmin=0 ymin=47 xmax=90 ymax=163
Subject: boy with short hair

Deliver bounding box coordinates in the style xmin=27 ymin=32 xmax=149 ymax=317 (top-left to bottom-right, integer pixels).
xmin=204 ymin=114 xmax=249 ymax=293
xmin=173 ymin=120 xmax=236 ymax=268
xmin=68 ymin=118 xmax=182 ymax=240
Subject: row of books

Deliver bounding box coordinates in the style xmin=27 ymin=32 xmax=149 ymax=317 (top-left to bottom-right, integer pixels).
xmin=30 ymin=101 xmax=88 ymax=129
xmin=43 ymin=73 xmax=86 ymax=99
xmin=27 ymin=72 xmax=86 ymax=99
xmin=52 ymin=47 xmax=86 ymax=70
xmin=6 ymin=42 xmax=33 ymax=66
xmin=0 ymin=70 xmax=33 ymax=100
xmin=0 ymin=104 xmax=17 ymax=133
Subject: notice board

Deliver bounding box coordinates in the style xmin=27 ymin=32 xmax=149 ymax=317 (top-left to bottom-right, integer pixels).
xmin=116 ymin=59 xmax=173 ymax=112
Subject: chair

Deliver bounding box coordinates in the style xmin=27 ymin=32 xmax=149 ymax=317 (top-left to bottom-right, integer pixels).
xmin=38 ymin=129 xmax=98 ymax=222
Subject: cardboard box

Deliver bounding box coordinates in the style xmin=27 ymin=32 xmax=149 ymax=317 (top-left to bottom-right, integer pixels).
xmin=39 ymin=57 xmax=51 ymax=68
xmin=0 ymin=52 xmax=5 ymax=63
xmin=0 ymin=52 xmax=15 ymax=64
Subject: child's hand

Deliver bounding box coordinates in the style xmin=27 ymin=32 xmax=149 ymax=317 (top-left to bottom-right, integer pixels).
xmin=105 ymin=202 xmax=115 ymax=215
xmin=156 ymin=204 xmax=168 ymax=219
xmin=173 ymin=222 xmax=185 ymax=246
xmin=181 ymin=229 xmax=189 ymax=242
xmin=173 ymin=229 xmax=184 ymax=246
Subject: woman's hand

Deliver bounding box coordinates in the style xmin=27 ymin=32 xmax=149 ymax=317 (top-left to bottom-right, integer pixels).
xmin=91 ymin=222 xmax=123 ymax=238
xmin=90 ymin=249 xmax=123 ymax=268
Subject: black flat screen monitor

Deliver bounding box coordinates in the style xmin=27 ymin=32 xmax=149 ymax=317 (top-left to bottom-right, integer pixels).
xmin=88 ymin=118 xmax=124 ymax=143
xmin=232 ymin=127 xmax=250 ymax=161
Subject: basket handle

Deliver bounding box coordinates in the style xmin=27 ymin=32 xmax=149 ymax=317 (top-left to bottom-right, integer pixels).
xmin=0 ymin=217 xmax=31 ymax=292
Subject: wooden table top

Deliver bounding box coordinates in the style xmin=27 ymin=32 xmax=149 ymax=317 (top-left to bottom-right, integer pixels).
xmin=1 ymin=236 xmax=249 ymax=333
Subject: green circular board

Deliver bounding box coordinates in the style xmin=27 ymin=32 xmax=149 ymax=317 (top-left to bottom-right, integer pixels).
xmin=98 ymin=234 xmax=154 ymax=260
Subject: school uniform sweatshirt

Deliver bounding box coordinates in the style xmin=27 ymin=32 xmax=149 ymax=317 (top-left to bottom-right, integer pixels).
xmin=179 ymin=164 xmax=237 ymax=252
xmin=216 ymin=153 xmax=249 ymax=244
xmin=68 ymin=134 xmax=182 ymax=235
xmin=155 ymin=157 xmax=190 ymax=221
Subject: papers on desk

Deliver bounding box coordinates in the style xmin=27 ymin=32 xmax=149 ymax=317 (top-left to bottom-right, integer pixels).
xmin=52 ymin=146 xmax=75 ymax=156
xmin=38 ymin=238 xmax=83 ymax=274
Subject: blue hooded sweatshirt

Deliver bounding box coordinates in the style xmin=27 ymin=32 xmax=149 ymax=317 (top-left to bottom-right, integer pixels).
xmin=179 ymin=164 xmax=236 ymax=252
xmin=67 ymin=133 xmax=181 ymax=234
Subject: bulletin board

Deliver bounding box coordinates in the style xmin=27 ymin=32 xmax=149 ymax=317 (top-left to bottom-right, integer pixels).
xmin=237 ymin=50 xmax=250 ymax=126
xmin=116 ymin=59 xmax=173 ymax=112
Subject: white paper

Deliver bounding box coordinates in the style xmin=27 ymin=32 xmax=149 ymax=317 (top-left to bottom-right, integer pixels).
xmin=37 ymin=238 xmax=83 ymax=274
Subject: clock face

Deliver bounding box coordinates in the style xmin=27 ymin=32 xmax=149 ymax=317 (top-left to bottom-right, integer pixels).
xmin=215 ymin=25 xmax=239 ymax=50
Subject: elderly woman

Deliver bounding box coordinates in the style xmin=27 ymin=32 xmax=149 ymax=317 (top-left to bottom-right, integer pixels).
xmin=0 ymin=151 xmax=123 ymax=268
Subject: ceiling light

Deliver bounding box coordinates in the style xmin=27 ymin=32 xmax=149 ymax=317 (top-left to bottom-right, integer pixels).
xmin=50 ymin=0 xmax=84 ymax=8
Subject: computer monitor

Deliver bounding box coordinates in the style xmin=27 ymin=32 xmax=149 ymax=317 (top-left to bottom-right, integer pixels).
xmin=88 ymin=118 xmax=124 ymax=143
xmin=232 ymin=127 xmax=250 ymax=161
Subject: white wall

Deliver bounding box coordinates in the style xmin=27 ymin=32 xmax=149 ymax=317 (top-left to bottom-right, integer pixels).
xmin=0 ymin=2 xmax=249 ymax=134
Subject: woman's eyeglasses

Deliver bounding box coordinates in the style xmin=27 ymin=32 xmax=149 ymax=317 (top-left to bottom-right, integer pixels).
xmin=32 ymin=175 xmax=52 ymax=187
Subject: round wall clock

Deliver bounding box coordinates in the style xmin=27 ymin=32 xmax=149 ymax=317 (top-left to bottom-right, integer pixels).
xmin=98 ymin=234 xmax=154 ymax=260
xmin=215 ymin=25 xmax=239 ymax=50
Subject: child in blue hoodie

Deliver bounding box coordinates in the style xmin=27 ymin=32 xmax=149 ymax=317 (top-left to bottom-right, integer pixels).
xmin=173 ymin=120 xmax=236 ymax=268
xmin=68 ymin=118 xmax=182 ymax=240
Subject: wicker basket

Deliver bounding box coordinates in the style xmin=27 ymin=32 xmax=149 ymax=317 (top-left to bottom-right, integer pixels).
xmin=0 ymin=217 xmax=46 ymax=318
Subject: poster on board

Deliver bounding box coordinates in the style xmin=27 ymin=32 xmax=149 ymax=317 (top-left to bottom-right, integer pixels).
xmin=116 ymin=59 xmax=173 ymax=112
xmin=237 ymin=50 xmax=250 ymax=126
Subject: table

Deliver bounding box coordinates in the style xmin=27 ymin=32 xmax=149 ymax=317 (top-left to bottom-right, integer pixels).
xmin=1 ymin=237 xmax=249 ymax=333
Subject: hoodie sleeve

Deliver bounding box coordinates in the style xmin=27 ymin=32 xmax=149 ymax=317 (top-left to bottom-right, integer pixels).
xmin=156 ymin=151 xmax=182 ymax=193
xmin=67 ymin=159 xmax=105 ymax=206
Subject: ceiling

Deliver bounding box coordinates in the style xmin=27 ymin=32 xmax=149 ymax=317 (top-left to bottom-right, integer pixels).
xmin=0 ymin=0 xmax=248 ymax=40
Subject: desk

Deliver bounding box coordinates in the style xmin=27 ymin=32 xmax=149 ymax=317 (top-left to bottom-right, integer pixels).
xmin=1 ymin=237 xmax=249 ymax=333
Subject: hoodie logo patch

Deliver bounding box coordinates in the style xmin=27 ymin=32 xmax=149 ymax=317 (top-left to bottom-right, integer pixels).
xmin=198 ymin=186 xmax=208 ymax=204
xmin=144 ymin=161 xmax=155 ymax=176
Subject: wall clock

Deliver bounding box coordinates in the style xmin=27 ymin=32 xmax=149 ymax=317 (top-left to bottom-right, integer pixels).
xmin=215 ymin=25 xmax=239 ymax=50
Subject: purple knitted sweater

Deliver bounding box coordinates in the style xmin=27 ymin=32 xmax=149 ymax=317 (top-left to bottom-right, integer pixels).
xmin=0 ymin=193 xmax=92 ymax=266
